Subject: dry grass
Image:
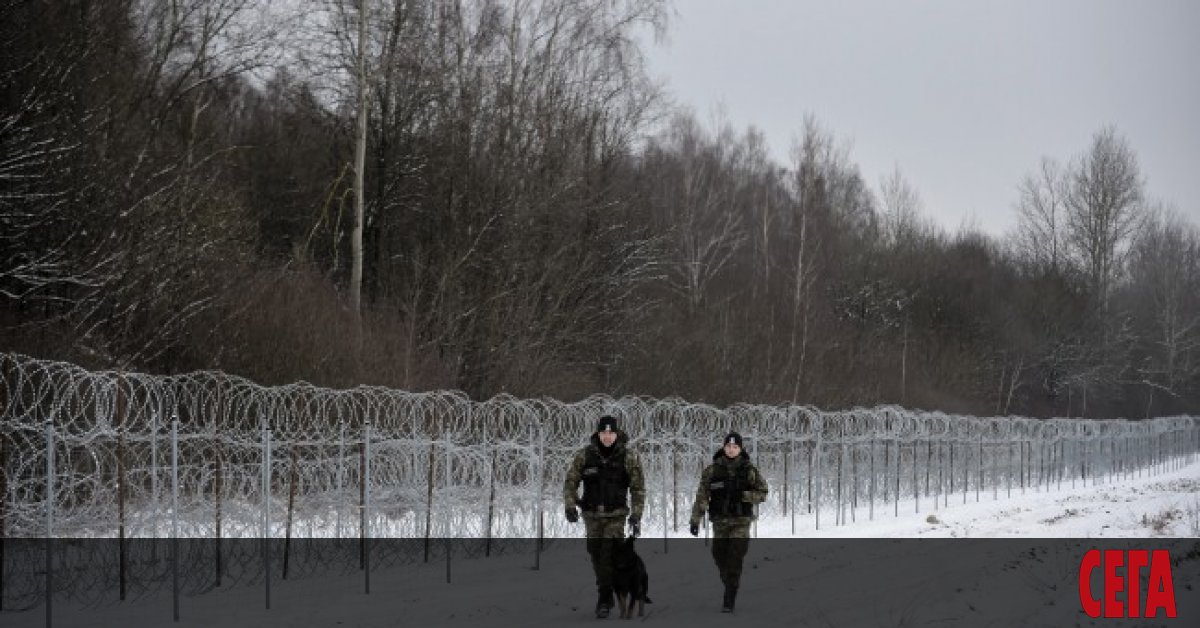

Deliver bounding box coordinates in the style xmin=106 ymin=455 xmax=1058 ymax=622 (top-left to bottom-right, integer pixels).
xmin=1140 ymin=508 xmax=1182 ymax=535
xmin=1039 ymin=508 xmax=1080 ymax=525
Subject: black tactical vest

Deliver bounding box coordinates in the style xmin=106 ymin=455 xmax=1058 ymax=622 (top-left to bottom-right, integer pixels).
xmin=580 ymin=447 xmax=630 ymax=513
xmin=708 ymin=460 xmax=754 ymax=519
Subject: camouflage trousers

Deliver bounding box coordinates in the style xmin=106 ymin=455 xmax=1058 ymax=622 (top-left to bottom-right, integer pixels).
xmin=583 ymin=515 xmax=627 ymax=589
xmin=710 ymin=520 xmax=751 ymax=588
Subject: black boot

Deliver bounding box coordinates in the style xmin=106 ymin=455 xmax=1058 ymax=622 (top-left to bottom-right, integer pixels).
xmin=721 ymin=585 xmax=737 ymax=613
xmin=596 ymin=586 xmax=614 ymax=618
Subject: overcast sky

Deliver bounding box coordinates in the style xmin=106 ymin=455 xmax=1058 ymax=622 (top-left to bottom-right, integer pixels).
xmin=642 ymin=0 xmax=1199 ymax=238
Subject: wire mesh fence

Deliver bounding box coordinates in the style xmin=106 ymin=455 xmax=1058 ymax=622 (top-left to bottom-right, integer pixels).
xmin=1 ymin=352 xmax=1197 ymax=610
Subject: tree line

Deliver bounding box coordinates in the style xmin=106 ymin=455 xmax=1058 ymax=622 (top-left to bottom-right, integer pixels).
xmin=2 ymin=0 xmax=1197 ymax=418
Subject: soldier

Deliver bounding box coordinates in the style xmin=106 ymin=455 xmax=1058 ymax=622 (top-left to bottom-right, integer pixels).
xmin=563 ymin=415 xmax=646 ymax=618
xmin=688 ymin=431 xmax=769 ymax=613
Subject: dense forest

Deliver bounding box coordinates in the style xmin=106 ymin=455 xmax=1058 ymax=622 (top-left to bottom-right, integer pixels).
xmin=3 ymin=0 xmax=1197 ymax=418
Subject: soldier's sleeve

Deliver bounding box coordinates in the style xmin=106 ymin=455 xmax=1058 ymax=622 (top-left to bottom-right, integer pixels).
xmin=627 ymin=451 xmax=646 ymax=520
xmin=689 ymin=464 xmax=713 ymax=525
xmin=562 ymin=448 xmax=586 ymax=509
xmin=742 ymin=464 xmax=769 ymax=504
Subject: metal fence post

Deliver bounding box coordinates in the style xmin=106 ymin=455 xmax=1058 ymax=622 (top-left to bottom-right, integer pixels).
xmin=364 ymin=421 xmax=371 ymax=594
xmin=45 ymin=418 xmax=54 ymax=628
xmin=262 ymin=414 xmax=272 ymax=610
xmin=171 ymin=415 xmax=180 ymax=622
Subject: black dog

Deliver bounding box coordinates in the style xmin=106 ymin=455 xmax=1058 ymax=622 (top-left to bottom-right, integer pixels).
xmin=611 ymin=535 xmax=652 ymax=619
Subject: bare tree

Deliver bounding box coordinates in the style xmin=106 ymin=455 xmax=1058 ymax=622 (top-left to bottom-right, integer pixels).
xmin=652 ymin=113 xmax=747 ymax=315
xmin=1014 ymin=157 xmax=1068 ymax=273
xmin=1064 ymin=126 xmax=1144 ymax=307
xmin=1 ymin=0 xmax=284 ymax=365
xmin=294 ymin=0 xmax=671 ymax=394
xmin=786 ymin=119 xmax=837 ymax=401
xmin=875 ymin=167 xmax=933 ymax=401
xmin=1125 ymin=208 xmax=1200 ymax=413
xmin=878 ymin=166 xmax=927 ymax=248
xmin=0 ymin=2 xmax=85 ymax=304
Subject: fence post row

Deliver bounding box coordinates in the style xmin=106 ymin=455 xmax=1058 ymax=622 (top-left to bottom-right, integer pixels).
xmin=0 ymin=352 xmax=1196 ymax=619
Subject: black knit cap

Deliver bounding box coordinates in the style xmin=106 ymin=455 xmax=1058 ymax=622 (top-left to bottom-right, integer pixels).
xmin=723 ymin=432 xmax=743 ymax=448
xmin=596 ymin=415 xmax=619 ymax=434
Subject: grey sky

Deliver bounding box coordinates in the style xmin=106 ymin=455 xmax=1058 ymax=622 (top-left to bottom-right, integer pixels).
xmin=643 ymin=0 xmax=1199 ymax=237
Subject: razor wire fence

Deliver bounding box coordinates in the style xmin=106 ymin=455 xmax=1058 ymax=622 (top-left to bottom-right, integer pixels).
xmin=1 ymin=352 xmax=1198 ymax=610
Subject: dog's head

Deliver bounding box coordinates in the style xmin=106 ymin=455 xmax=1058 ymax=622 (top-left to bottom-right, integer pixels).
xmin=612 ymin=535 xmax=639 ymax=569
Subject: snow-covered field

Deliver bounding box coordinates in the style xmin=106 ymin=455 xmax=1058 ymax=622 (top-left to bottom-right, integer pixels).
xmin=4 ymin=460 xmax=1198 ymax=627
xmin=752 ymin=458 xmax=1200 ymax=538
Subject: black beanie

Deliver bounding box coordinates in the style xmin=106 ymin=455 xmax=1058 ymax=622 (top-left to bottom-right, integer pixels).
xmin=723 ymin=432 xmax=743 ymax=448
xmin=596 ymin=415 xmax=619 ymax=434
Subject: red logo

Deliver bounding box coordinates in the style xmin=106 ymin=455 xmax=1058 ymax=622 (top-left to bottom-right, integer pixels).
xmin=1079 ymin=549 xmax=1177 ymax=618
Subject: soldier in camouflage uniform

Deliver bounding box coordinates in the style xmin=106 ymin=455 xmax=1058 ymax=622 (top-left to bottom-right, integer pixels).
xmin=563 ymin=415 xmax=646 ymax=618
xmin=688 ymin=431 xmax=768 ymax=613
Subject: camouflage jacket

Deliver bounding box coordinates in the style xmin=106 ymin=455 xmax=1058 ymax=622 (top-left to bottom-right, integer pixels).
xmin=562 ymin=430 xmax=645 ymax=520
xmin=689 ymin=450 xmax=769 ymax=526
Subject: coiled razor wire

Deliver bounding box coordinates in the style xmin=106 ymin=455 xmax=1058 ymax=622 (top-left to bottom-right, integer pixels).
xmin=0 ymin=352 xmax=1197 ymax=610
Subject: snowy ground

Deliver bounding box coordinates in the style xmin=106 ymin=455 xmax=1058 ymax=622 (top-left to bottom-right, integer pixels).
xmin=750 ymin=459 xmax=1200 ymax=539
xmin=4 ymin=460 xmax=1198 ymax=627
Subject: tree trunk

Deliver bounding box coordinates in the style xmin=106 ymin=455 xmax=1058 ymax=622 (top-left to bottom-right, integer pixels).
xmin=350 ymin=0 xmax=368 ymax=321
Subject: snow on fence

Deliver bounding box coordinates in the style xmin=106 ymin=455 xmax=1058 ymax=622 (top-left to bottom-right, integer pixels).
xmin=0 ymin=352 xmax=1197 ymax=609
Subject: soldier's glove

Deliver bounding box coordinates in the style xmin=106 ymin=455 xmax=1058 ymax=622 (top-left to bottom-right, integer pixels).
xmin=565 ymin=505 xmax=579 ymax=523
xmin=689 ymin=522 xmax=700 ymax=537
xmin=628 ymin=515 xmax=640 ymax=537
